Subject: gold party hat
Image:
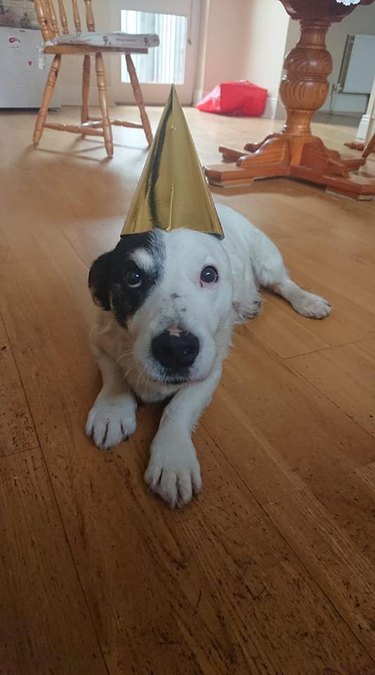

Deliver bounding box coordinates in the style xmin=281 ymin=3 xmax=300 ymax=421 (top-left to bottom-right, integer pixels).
xmin=121 ymin=85 xmax=224 ymax=238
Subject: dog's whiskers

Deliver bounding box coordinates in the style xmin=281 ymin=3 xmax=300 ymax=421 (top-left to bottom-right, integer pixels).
xmin=116 ymin=348 xmax=134 ymax=364
xmin=123 ymin=363 xmax=138 ymax=381
xmin=134 ymin=363 xmax=150 ymax=394
xmin=135 ymin=367 xmax=146 ymax=393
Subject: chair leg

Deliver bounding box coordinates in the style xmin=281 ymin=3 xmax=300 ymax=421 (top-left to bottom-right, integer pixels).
xmin=95 ymin=52 xmax=113 ymax=158
xmin=81 ymin=54 xmax=91 ymax=124
xmin=33 ymin=54 xmax=61 ymax=146
xmin=125 ymin=54 xmax=153 ymax=147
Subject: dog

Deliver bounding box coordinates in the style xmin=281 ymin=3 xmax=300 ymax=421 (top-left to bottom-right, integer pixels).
xmin=86 ymin=203 xmax=331 ymax=507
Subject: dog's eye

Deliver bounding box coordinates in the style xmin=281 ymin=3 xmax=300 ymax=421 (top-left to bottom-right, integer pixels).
xmin=200 ymin=266 xmax=219 ymax=285
xmin=125 ymin=268 xmax=142 ymax=288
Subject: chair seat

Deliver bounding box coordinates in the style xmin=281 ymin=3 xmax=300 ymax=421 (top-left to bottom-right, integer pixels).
xmin=45 ymin=31 xmax=159 ymax=50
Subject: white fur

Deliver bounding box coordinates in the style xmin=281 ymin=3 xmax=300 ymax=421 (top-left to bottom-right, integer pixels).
xmin=86 ymin=204 xmax=331 ymax=507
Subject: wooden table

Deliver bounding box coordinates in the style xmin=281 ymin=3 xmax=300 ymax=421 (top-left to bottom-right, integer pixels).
xmin=205 ymin=0 xmax=375 ymax=199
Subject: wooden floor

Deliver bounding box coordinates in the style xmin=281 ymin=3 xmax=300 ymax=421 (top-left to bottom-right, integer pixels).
xmin=1 ymin=106 xmax=375 ymax=675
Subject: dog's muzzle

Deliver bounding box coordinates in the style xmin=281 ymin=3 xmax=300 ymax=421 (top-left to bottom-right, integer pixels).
xmin=151 ymin=328 xmax=200 ymax=375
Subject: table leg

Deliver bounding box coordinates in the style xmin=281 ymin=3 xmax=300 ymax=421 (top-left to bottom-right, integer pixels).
xmin=205 ymin=17 xmax=375 ymax=198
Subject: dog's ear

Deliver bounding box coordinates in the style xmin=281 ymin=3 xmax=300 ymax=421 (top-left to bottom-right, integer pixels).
xmin=88 ymin=252 xmax=112 ymax=310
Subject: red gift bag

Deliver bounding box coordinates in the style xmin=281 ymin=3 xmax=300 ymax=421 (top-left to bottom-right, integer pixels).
xmin=196 ymin=80 xmax=267 ymax=117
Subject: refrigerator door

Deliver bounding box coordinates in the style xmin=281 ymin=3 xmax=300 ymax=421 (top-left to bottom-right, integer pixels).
xmin=0 ymin=27 xmax=59 ymax=108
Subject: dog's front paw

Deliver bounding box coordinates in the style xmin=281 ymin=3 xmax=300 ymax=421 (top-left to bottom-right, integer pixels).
xmin=292 ymin=290 xmax=331 ymax=319
xmin=145 ymin=435 xmax=202 ymax=508
xmin=86 ymin=393 xmax=137 ymax=450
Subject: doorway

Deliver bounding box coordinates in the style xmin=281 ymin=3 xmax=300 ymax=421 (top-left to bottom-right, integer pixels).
xmin=110 ymin=0 xmax=201 ymax=105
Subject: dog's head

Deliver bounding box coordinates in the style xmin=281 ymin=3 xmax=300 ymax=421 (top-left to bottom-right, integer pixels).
xmin=89 ymin=229 xmax=233 ymax=386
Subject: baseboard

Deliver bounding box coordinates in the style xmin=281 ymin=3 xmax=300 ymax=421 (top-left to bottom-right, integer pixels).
xmin=193 ymin=89 xmax=204 ymax=106
xmin=274 ymin=100 xmax=286 ymax=122
xmin=356 ymin=113 xmax=370 ymax=141
xmin=262 ymin=96 xmax=278 ymax=119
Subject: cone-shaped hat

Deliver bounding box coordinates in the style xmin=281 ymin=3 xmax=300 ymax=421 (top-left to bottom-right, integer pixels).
xmin=121 ymin=85 xmax=223 ymax=238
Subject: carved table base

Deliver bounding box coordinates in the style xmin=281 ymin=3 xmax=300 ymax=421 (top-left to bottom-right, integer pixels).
xmin=204 ymin=3 xmax=375 ymax=199
xmin=205 ymin=134 xmax=375 ymax=198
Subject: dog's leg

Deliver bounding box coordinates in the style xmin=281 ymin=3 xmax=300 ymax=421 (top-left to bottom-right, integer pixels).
xmin=144 ymin=365 xmax=222 ymax=508
xmin=86 ymin=346 xmax=137 ymax=450
xmin=270 ymin=277 xmax=331 ymax=318
xmin=254 ymin=235 xmax=331 ymax=319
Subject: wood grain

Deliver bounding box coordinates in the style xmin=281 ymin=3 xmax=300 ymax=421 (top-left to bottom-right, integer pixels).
xmin=1 ymin=106 xmax=375 ymax=673
xmin=0 ymin=254 xmax=373 ymax=671
xmin=288 ymin=336 xmax=375 ymax=437
xmin=0 ymin=448 xmax=107 ymax=675
xmin=0 ymin=314 xmax=37 ymax=456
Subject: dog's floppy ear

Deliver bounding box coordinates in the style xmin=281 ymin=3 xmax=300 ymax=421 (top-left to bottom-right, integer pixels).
xmin=88 ymin=252 xmax=112 ymax=310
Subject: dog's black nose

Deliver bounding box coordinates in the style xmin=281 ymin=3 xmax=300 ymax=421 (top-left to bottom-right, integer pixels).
xmin=151 ymin=329 xmax=199 ymax=369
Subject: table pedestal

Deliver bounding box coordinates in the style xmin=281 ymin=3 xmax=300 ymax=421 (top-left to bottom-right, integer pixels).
xmin=204 ymin=2 xmax=375 ymax=199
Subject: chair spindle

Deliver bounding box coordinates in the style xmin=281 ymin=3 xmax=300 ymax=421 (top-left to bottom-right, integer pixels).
xmin=34 ymin=0 xmax=54 ymax=41
xmin=71 ymin=0 xmax=82 ymax=33
xmin=84 ymin=0 xmax=95 ymax=32
xmin=57 ymin=0 xmax=69 ymax=34
xmin=81 ymin=54 xmax=91 ymax=123
xmin=33 ymin=0 xmax=154 ymax=156
xmin=47 ymin=0 xmax=59 ymax=36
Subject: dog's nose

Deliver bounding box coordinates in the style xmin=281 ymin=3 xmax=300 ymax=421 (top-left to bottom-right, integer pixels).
xmin=151 ymin=330 xmax=199 ymax=369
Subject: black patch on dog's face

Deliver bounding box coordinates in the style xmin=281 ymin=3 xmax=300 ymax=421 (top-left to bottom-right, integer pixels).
xmin=89 ymin=231 xmax=164 ymax=327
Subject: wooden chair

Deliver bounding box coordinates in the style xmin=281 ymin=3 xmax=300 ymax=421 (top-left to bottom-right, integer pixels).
xmin=33 ymin=0 xmax=159 ymax=157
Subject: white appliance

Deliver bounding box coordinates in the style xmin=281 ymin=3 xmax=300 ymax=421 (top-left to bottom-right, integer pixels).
xmin=0 ymin=27 xmax=60 ymax=108
xmin=339 ymin=34 xmax=375 ymax=95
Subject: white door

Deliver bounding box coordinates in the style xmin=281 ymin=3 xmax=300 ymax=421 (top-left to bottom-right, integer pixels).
xmin=110 ymin=0 xmax=200 ymax=105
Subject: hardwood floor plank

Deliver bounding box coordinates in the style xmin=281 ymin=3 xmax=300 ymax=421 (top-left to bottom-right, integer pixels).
xmin=288 ymin=337 xmax=375 ymax=438
xmin=213 ymin=192 xmax=375 ymax=359
xmin=296 ymin=465 xmax=375 ymax=564
xmin=0 ymin=448 xmax=108 ymax=675
xmin=264 ymin=486 xmax=375 ymax=660
xmin=160 ymin=430 xmax=375 ymax=674
xmin=216 ymin=327 xmax=375 ymax=472
xmin=224 ymin=191 xmax=375 ymax=266
xmin=248 ymin=284 xmax=375 ymax=358
xmin=203 ymin=365 xmax=375 ymax=570
xmin=0 ymin=178 xmax=77 ymax=263
xmin=2 ymin=107 xmax=375 ymax=674
xmin=200 ymin=329 xmax=375 ymax=655
xmin=357 ymin=462 xmax=375 ymax=494
xmin=0 ymin=313 xmax=37 ymax=456
xmin=45 ymin=412 xmax=375 ymax=674
xmin=202 ymin=419 xmax=375 ymax=660
xmin=1 ymin=242 xmax=374 ymax=673
xmin=279 ymin=244 xmax=375 ymax=316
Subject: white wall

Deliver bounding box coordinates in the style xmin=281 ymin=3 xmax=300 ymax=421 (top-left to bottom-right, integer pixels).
xmin=195 ymin=0 xmax=250 ymax=100
xmin=56 ymin=0 xmax=289 ymax=117
xmin=240 ymin=0 xmax=289 ymax=118
xmin=196 ymin=0 xmax=289 ymax=117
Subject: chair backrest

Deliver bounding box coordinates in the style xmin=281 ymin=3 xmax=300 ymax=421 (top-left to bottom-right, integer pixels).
xmin=34 ymin=0 xmax=95 ymax=41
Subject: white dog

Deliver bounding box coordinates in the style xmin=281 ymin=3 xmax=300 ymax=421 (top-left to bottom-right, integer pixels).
xmin=86 ymin=204 xmax=330 ymax=507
